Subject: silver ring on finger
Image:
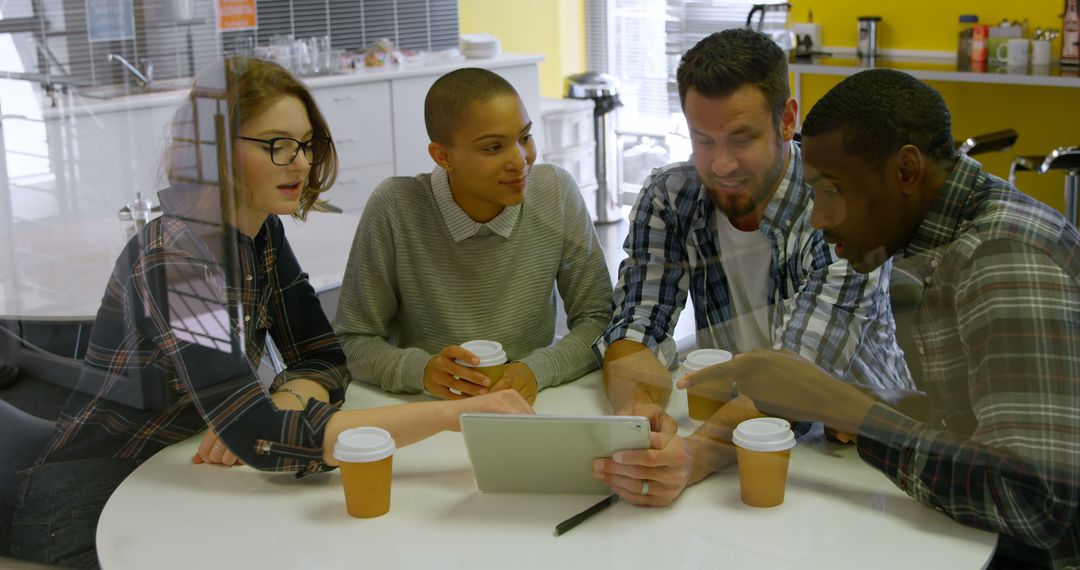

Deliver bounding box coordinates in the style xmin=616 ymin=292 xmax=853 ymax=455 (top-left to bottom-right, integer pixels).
xmin=640 ymin=480 xmax=650 ymax=496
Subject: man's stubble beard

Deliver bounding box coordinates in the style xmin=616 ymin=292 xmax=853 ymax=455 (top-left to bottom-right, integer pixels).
xmin=711 ymin=128 xmax=785 ymax=220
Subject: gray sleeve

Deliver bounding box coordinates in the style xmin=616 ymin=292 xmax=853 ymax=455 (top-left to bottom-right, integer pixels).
xmin=333 ymin=179 xmax=430 ymax=393
xmin=519 ymin=166 xmax=613 ymax=389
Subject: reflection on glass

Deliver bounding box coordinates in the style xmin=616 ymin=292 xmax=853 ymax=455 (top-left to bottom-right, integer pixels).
xmin=4 ymin=57 xmax=352 ymax=566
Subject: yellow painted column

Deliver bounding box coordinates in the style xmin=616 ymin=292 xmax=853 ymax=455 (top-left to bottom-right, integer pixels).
xmin=459 ymin=0 xmax=587 ymax=97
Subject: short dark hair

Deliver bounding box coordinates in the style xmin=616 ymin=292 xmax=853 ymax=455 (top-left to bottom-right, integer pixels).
xmin=424 ymin=67 xmax=520 ymax=144
xmin=802 ymin=69 xmax=956 ymax=168
xmin=676 ymin=28 xmax=790 ymax=126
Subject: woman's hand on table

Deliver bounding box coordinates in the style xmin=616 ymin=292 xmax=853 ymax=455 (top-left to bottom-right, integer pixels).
xmin=423 ymin=345 xmax=492 ymax=400
xmin=488 ymin=362 xmax=538 ymax=405
xmin=192 ymin=428 xmax=242 ymax=467
xmin=445 ymin=389 xmax=535 ymax=430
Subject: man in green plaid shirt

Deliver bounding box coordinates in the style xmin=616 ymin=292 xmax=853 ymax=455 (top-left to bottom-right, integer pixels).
xmin=680 ymin=69 xmax=1080 ymax=569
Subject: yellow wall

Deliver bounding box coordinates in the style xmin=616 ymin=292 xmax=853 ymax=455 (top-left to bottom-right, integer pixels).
xmin=790 ymin=0 xmax=1080 ymax=213
xmin=788 ymin=0 xmax=1065 ymax=52
xmin=458 ymin=0 xmax=586 ymax=98
xmin=460 ymin=0 xmax=1077 ymax=212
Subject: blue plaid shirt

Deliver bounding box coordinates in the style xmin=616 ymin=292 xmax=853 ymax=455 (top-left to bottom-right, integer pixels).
xmin=597 ymin=142 xmax=911 ymax=390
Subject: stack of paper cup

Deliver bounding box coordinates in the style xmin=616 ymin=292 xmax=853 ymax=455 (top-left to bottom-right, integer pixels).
xmin=733 ymin=418 xmax=796 ymax=507
xmin=334 ymin=427 xmax=396 ymax=518
xmin=455 ymin=340 xmax=508 ymax=384
xmin=680 ymin=348 xmax=733 ymax=420
xmin=460 ymin=34 xmax=502 ymax=59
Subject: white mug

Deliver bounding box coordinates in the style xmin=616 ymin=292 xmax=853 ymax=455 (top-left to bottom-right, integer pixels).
xmin=1032 ymin=39 xmax=1052 ymax=66
xmin=996 ymin=38 xmax=1030 ymax=67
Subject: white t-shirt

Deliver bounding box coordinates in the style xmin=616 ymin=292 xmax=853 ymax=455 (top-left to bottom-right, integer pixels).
xmin=714 ymin=212 xmax=773 ymax=353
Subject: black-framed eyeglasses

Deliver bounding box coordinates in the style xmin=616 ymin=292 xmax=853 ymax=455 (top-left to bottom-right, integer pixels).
xmin=237 ymin=136 xmax=330 ymax=166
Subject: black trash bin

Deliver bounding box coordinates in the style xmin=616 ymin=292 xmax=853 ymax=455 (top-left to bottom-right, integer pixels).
xmin=566 ymin=72 xmax=622 ymax=223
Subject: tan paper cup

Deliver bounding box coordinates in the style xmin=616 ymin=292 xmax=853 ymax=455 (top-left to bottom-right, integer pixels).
xmin=680 ymin=349 xmax=733 ymax=420
xmin=455 ymin=340 xmax=508 ymax=388
xmin=333 ymin=427 xmax=396 ymax=518
xmin=733 ymin=418 xmax=796 ymax=508
xmin=474 ymin=364 xmax=506 ymax=384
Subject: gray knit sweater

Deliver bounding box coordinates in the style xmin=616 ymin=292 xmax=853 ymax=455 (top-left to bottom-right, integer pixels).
xmin=333 ymin=163 xmax=613 ymax=393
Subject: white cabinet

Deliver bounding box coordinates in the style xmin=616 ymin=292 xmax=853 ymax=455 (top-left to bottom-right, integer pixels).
xmin=43 ymin=104 xmax=171 ymax=218
xmin=312 ymin=81 xmax=395 ymax=212
xmin=540 ymin=97 xmax=602 ymax=220
xmin=313 ymin=82 xmax=395 ymax=170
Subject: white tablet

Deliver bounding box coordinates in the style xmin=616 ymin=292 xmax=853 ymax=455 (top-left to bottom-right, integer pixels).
xmin=459 ymin=413 xmax=651 ymax=495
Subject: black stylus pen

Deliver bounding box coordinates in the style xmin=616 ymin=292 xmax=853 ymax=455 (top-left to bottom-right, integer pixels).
xmin=554 ymin=494 xmax=619 ymax=536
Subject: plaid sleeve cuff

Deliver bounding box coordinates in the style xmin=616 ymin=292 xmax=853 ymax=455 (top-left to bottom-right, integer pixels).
xmin=594 ymin=324 xmax=678 ymax=368
xmin=252 ymin=397 xmax=343 ymax=477
xmin=856 ymin=403 xmax=924 ymax=489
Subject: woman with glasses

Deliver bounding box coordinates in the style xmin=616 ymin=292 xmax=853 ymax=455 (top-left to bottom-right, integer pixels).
xmin=9 ymin=57 xmax=532 ymax=569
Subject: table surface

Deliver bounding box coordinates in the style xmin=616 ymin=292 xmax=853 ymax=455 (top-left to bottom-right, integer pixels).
xmin=0 ymin=211 xmax=359 ymax=321
xmin=96 ymin=371 xmax=996 ymax=570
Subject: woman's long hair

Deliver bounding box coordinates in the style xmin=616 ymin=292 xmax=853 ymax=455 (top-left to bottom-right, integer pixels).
xmin=162 ymin=57 xmax=338 ymax=222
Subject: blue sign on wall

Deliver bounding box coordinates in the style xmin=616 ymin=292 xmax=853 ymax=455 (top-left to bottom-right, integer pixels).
xmin=86 ymin=0 xmax=136 ymax=42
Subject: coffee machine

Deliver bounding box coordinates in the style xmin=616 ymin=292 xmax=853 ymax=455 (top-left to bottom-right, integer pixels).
xmin=745 ymin=3 xmax=795 ymax=52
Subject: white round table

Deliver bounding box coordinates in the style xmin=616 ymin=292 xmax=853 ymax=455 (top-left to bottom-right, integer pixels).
xmin=96 ymin=372 xmax=996 ymax=570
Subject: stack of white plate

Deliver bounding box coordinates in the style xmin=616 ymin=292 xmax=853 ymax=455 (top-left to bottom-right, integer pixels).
xmin=460 ymin=34 xmax=501 ymax=59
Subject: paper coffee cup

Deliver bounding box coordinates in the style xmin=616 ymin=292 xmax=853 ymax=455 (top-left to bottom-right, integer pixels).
xmin=680 ymin=349 xmax=732 ymax=420
xmin=454 ymin=340 xmax=508 ymax=384
xmin=733 ymin=418 xmax=796 ymax=508
xmin=333 ymin=427 xmax=395 ymax=518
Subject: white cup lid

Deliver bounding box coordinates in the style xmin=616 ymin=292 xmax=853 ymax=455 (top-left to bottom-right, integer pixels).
xmin=455 ymin=340 xmax=507 ymax=367
xmin=333 ymin=427 xmax=395 ymax=463
xmin=733 ymin=418 xmax=796 ymax=452
xmin=682 ymin=348 xmax=733 ymax=372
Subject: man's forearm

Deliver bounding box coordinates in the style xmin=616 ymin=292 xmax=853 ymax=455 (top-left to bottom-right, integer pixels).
xmin=603 ymin=339 xmax=672 ymax=412
xmin=686 ymin=425 xmax=738 ymax=484
xmin=855 ymin=387 xmax=930 ymax=423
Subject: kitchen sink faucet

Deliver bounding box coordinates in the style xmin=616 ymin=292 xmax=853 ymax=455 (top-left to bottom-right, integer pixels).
xmin=107 ymin=53 xmax=153 ymax=87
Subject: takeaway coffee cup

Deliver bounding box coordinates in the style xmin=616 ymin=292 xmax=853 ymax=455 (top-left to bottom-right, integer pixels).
xmin=733 ymin=417 xmax=796 ymax=508
xmin=455 ymin=340 xmax=508 ymax=386
xmin=681 ymin=349 xmax=733 ymax=421
xmin=334 ymin=427 xmax=395 ymax=518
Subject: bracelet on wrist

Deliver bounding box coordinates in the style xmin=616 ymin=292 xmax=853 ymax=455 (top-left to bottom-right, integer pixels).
xmin=278 ymin=388 xmax=306 ymax=408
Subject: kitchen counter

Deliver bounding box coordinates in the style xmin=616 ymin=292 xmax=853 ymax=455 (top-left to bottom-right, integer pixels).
xmin=41 ymin=53 xmax=545 ymax=118
xmin=10 ymin=53 xmax=542 ymax=231
xmin=2 ymin=53 xmax=544 ymax=319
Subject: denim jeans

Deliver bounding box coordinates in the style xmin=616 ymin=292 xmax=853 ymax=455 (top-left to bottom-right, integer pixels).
xmin=10 ymin=458 xmax=140 ymax=569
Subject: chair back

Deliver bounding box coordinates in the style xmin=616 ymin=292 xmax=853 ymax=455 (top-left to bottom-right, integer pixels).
xmin=0 ymin=399 xmax=56 ymax=556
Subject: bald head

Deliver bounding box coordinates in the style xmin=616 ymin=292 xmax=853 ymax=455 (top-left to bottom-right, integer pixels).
xmin=424 ymin=67 xmax=521 ymax=145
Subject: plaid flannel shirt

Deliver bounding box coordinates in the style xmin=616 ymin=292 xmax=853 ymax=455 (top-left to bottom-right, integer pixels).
xmin=597 ymin=142 xmax=911 ymax=390
xmin=42 ymin=211 xmax=348 ymax=476
xmin=857 ymin=155 xmax=1080 ymax=568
